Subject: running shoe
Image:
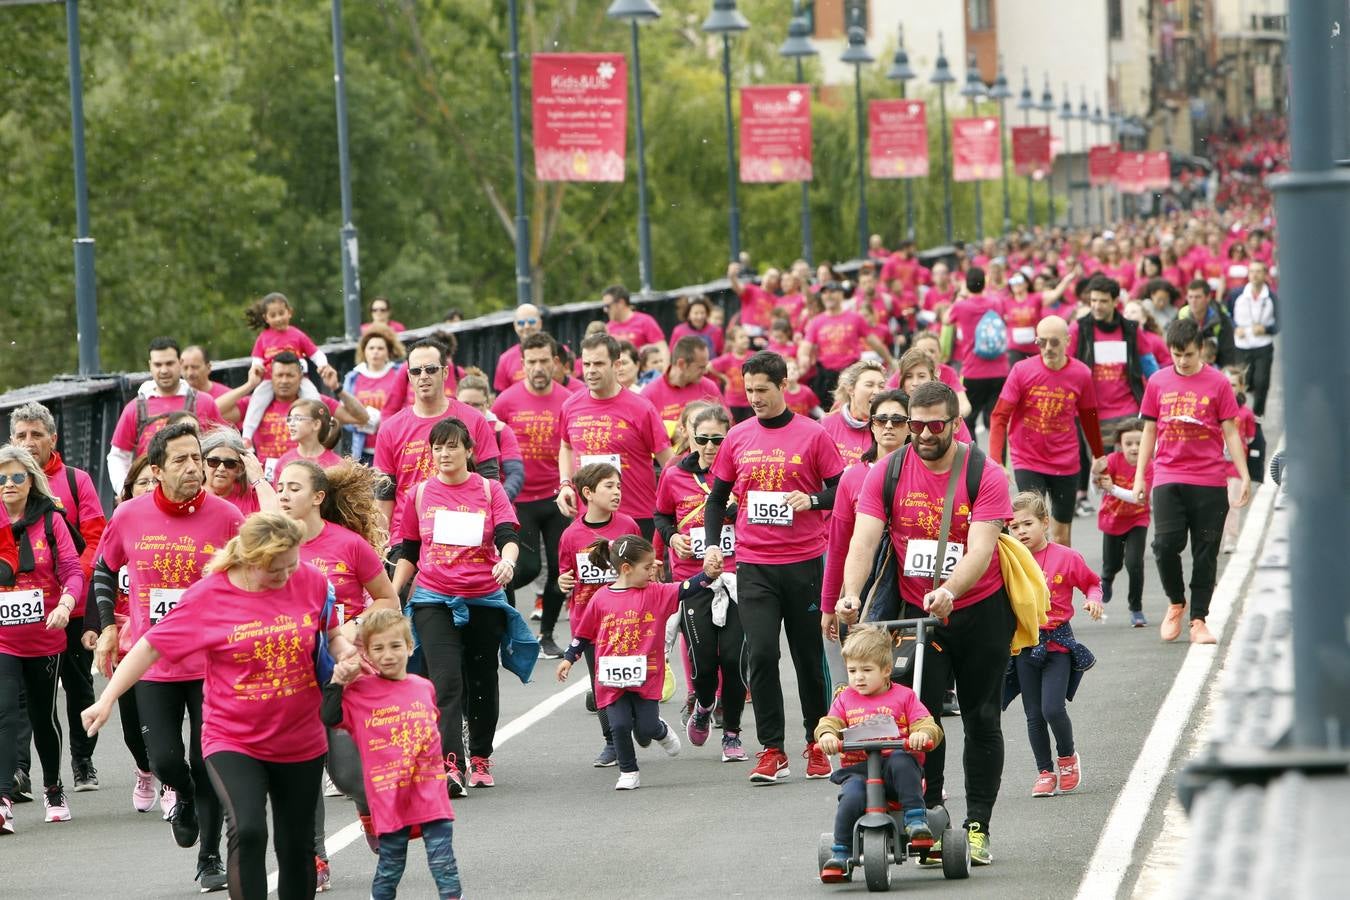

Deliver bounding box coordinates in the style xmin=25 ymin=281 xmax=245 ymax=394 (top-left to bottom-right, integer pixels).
xmin=315 ymin=857 xmax=331 ymax=892
xmin=43 ymin=785 xmax=71 ymax=823
xmin=593 ymin=743 xmax=618 ymax=768
xmin=749 ymin=747 xmax=789 ymax=784
xmin=967 ymin=822 xmax=992 ymax=865
xmin=614 ymin=771 xmax=640 ymax=791
xmin=72 ymin=758 xmax=99 ymax=792
xmin=679 ymin=693 xmax=696 ymax=727
xmin=132 ymin=768 xmax=156 ymax=813
xmin=1057 ymin=753 xmax=1082 ymax=793
xmin=0 ymin=797 xmax=13 ymax=835
xmin=656 ymin=719 xmax=681 ymax=756
xmin=713 ymin=699 xmax=724 ymax=730
xmin=804 ymin=743 xmax=832 ymax=779
xmin=170 ymin=797 xmax=199 ymax=847
xmin=1190 ymin=619 xmax=1217 ymax=645
xmin=160 ymin=786 xmax=177 ymax=820
xmin=444 ymin=755 xmax=466 ymax=798
xmin=1130 ymin=610 xmax=1148 ymax=628
xmin=1160 ymin=604 xmax=1185 ymax=642
xmin=720 ymin=731 xmax=747 ymax=762
xmin=468 ymin=756 xmax=494 ymax=788
xmin=538 ymin=635 xmax=563 ymax=660
xmin=196 ymin=854 xmax=227 ymax=893
xmin=942 ymin=687 xmax=960 ymax=716
xmin=1032 ymin=770 xmax=1057 ymax=797
xmin=904 ymin=814 xmax=934 ymax=845
xmin=686 ymin=701 xmax=713 ymax=747
xmin=358 ymin=814 xmax=380 ymax=854
xmin=12 ymin=770 xmax=32 ymax=803
xmin=585 ymin=690 xmax=597 ymax=713
xmin=820 ymin=845 xmax=850 ymax=883
xmin=918 ymin=834 xmax=942 ymax=867
xmin=1075 ymin=496 xmax=1095 ymax=518
xmin=322 ymin=772 xmax=343 ymax=798
xmin=530 ymin=595 xmax=543 ymax=621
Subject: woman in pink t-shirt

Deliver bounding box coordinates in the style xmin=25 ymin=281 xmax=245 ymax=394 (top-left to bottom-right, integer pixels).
xmin=83 ymin=513 xmax=363 ymax=900
xmin=556 ymin=533 xmax=722 ymax=790
xmin=345 ymin=325 xmax=407 ymax=462
xmin=201 ymin=428 xmax=279 ymax=516
xmin=670 ymin=296 xmax=725 ymax=357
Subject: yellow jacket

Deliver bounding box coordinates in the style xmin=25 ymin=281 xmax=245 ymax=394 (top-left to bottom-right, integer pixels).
xmin=997 ymin=534 xmax=1050 ymax=654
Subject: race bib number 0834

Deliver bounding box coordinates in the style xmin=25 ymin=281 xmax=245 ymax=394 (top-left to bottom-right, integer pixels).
xmin=0 ymin=590 xmax=44 ymax=627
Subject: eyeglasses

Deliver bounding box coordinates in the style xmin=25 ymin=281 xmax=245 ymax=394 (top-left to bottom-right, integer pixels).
xmin=371 ymin=306 xmax=389 ymax=313
xmin=205 ymin=457 xmax=242 ymax=470
xmin=908 ymin=417 xmax=956 ymax=436
xmin=133 ymin=477 xmax=159 ymax=489
xmin=407 ymin=365 xmax=444 ymax=377
xmin=692 ymin=434 xmax=726 ymax=446
xmin=871 ymin=414 xmax=909 ymax=427
xmin=284 ymin=415 xmax=314 ymax=425
xmin=0 ymin=473 xmax=29 ymax=486
xmin=1034 ymin=337 xmax=1063 ymax=349
xmin=516 ymin=318 xmax=539 ymax=327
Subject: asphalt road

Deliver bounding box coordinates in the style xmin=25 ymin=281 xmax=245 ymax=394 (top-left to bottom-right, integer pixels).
xmin=5 ymin=409 xmax=1282 ymax=900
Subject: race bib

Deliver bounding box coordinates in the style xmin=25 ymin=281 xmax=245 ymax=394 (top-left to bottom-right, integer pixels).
xmin=689 ymin=525 xmax=736 ymax=559
xmin=432 ymin=510 xmax=485 ymax=547
xmin=334 ymin=603 xmax=347 ymax=626
xmin=746 ymin=491 xmax=793 ymax=526
xmin=597 ymin=655 xmax=647 ymax=688
xmin=902 ymin=539 xmax=964 ymax=579
xmin=0 ymin=589 xmax=44 ymax=627
xmin=117 ymin=566 xmax=130 ymax=595
xmin=578 ymin=454 xmax=622 ymax=473
xmin=1093 ymin=341 xmax=1127 ymax=365
xmin=917 ymin=310 xmax=937 ymax=326
xmin=1012 ymin=326 xmax=1036 ymax=346
xmin=575 ymin=552 xmax=617 ymax=586
xmin=263 ymin=458 xmax=279 ymax=483
xmin=149 ymin=588 xmax=187 ymax=624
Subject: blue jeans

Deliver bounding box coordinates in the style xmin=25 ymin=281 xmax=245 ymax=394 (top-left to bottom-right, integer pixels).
xmin=373 ymin=819 xmax=461 ymax=899
xmin=830 ymin=752 xmax=926 ymax=847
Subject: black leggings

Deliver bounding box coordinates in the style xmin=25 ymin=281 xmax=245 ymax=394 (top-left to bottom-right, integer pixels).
xmin=582 ymin=646 xmax=613 ymax=744
xmin=118 ymin=687 xmax=151 ymax=772
xmin=315 ymin=726 xmax=367 ymax=862
xmin=206 ymin=751 xmax=325 ymax=900
xmin=679 ymin=586 xmax=747 ymax=732
xmin=1237 ymin=344 xmax=1274 ymax=417
xmin=1101 ymin=526 xmax=1148 ymax=611
xmin=1014 ymin=651 xmax=1075 ymax=773
xmin=510 ymin=497 xmax=569 ymax=633
xmin=963 ymin=376 xmax=1006 ymax=435
xmin=1151 ymin=483 xmax=1228 ymax=620
xmin=0 ymin=652 xmax=62 ymax=799
xmin=413 ymin=603 xmax=506 ymax=766
xmin=603 ymin=692 xmax=665 ymax=773
xmin=60 ymin=616 xmax=97 ymax=761
xmin=136 ymin=679 xmax=223 ymax=862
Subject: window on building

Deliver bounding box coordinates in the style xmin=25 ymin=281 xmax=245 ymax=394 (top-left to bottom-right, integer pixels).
xmin=812 ymin=0 xmax=869 ymax=39
xmin=1109 ymin=0 xmax=1123 ymax=39
xmin=968 ymin=0 xmax=992 ymax=32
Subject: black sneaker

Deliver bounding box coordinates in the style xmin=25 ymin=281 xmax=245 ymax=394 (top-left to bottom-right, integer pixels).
xmin=679 ymin=693 xmax=696 ymax=726
xmin=12 ymin=770 xmax=32 ymax=803
xmin=538 ymin=635 xmax=564 ymax=659
xmin=196 ymin=853 xmax=227 ymax=893
xmin=585 ymin=690 xmax=597 ymax=713
xmin=942 ymin=688 xmax=960 ymax=717
xmin=72 ymin=758 xmax=100 ymax=792
xmin=170 ymin=798 xmax=200 ymax=848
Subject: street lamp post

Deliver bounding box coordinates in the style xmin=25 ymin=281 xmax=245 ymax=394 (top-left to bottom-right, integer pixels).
xmin=989 ymin=56 xmax=1013 ymax=234
xmin=841 ymin=8 xmax=875 ymax=260
xmin=1078 ymin=87 xmax=1091 ymax=225
xmin=1017 ymin=67 xmax=1036 ymax=228
xmin=961 ymin=54 xmax=987 ymax=241
xmin=507 ymin=0 xmax=533 ymax=304
xmin=931 ymin=33 xmax=957 ymax=245
xmin=1039 ymin=74 xmax=1057 ymax=227
xmin=330 ymin=0 xmax=362 ymax=341
xmin=608 ymin=0 xmax=662 ymax=294
xmin=702 ymin=0 xmax=750 ymax=263
xmin=885 ymin=25 xmax=917 ymax=243
xmin=1060 ymin=85 xmax=1076 ymax=228
xmin=779 ymin=0 xmax=817 ymax=265
xmin=1092 ymin=97 xmax=1108 ymax=226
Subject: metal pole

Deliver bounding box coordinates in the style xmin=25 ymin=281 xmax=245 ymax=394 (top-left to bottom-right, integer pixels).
xmin=998 ymin=95 xmax=1011 ymax=232
xmin=507 ymin=0 xmax=533 ymax=303
xmin=330 ymin=0 xmax=361 ymax=341
xmin=969 ymin=97 xmax=983 ymax=240
xmin=796 ymin=57 xmax=814 ymax=265
xmin=854 ymin=65 xmax=869 ymax=259
xmin=1081 ymin=115 xmax=1090 ymax=225
xmin=65 ymin=0 xmax=99 ymax=374
xmin=1045 ymin=108 xmax=1056 ymax=227
xmin=721 ymin=34 xmax=741 ymax=262
xmin=1023 ymin=106 xmax=1034 ymax=228
xmin=939 ymin=86 xmax=953 ymax=243
xmin=900 ymin=81 xmax=914 ymax=242
xmin=631 ymin=21 xmax=654 ymax=292
xmin=1270 ymin=0 xmax=1350 ymax=749
xmin=1064 ymin=119 xmax=1074 ymax=228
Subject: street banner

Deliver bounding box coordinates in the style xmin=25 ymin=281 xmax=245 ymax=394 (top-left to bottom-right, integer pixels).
xmin=1115 ymin=151 xmax=1146 ymax=192
xmin=868 ymin=99 xmax=929 ymax=178
xmin=1011 ymin=125 xmax=1051 ymax=177
xmin=952 ymin=116 xmax=1001 ymax=182
xmin=739 ymin=85 xmax=813 ymax=182
xmin=532 ymin=53 xmax=627 ymax=182
xmin=1142 ymin=150 xmax=1171 ymax=190
xmin=1089 ymin=143 xmax=1119 ymax=185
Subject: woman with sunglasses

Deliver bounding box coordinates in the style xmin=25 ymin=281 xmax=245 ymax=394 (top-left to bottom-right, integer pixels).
xmin=200 ymin=428 xmax=280 ymax=516
xmin=654 ymin=405 xmax=747 ymax=763
xmin=272 ymin=399 xmax=343 ymax=483
xmin=361 ymin=296 xmax=405 ymax=334
xmin=820 ymin=390 xmax=911 ymax=640
xmin=0 ymin=445 xmax=87 ymax=833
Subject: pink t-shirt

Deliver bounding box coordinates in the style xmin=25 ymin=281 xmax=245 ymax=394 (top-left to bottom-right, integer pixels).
xmin=336 ymin=673 xmax=453 ymax=835
xmin=572 ymin=581 xmax=683 ymax=709
xmin=655 ymin=461 xmax=738 ymax=582
xmin=998 ymin=357 xmax=1099 ymax=476
xmin=493 ymin=344 xmax=525 ymax=393
xmin=606 ymin=312 xmax=665 ymax=349
xmin=558 ymin=513 xmax=641 ymax=620
xmin=401 ymin=474 xmax=518 ymax=599
xmin=146 ymin=566 xmax=332 ymax=762
xmin=1140 ymin=365 xmax=1240 ymax=488
xmin=670 ymin=322 xmax=724 ymax=356
xmin=251 ymin=326 xmax=320 ymax=369
xmin=737 ymin=284 xmax=780 ymax=334
xmin=0 ymin=511 xmax=85 ymax=658
xmin=220 ymin=484 xmax=262 ymax=517
xmin=710 ymin=352 xmax=751 ymax=410
xmin=827 ymin=682 xmax=933 ymax=768
xmin=1138 ymin=329 xmax=1171 ymax=369
xmin=805 ymin=311 xmax=871 ymax=371
xmin=857 ymin=445 xmax=1012 ymax=610
xmin=47 ymin=460 xmax=104 ymax=592
xmin=820 ymin=412 xmax=873 ymax=469
xmin=205 ymin=381 xmax=232 ymax=401
xmin=111 ymin=392 xmax=229 ymax=456
xmin=373 ymin=402 xmax=501 ymax=526
xmin=1098 ymin=451 xmax=1151 ymax=535
xmin=639 ymin=375 xmax=723 ymax=429
xmin=711 ymin=413 xmax=844 ymax=565
xmin=1028 ymin=541 xmax=1102 ymax=640
xmin=1067 ymin=321 xmax=1143 ymax=420
xmin=784 ymin=383 xmax=820 ymax=417
xmin=350 ymin=366 xmax=406 ymax=426
xmin=492 ymin=383 xmax=568 ymax=503
xmin=97 ymin=492 xmax=244 ymax=680
xmin=822 ymin=459 xmax=874 ymax=614
xmin=1002 ymin=292 xmax=1045 ymax=354
xmin=242 ymin=395 xmax=340 ymax=466
xmin=560 ymin=389 xmax=670 ymax=522
xmin=1225 ymin=405 xmax=1257 ymax=479
xmin=948 ymin=295 xmax=1009 ymax=379
xmin=273 ymin=448 xmax=343 ymax=485
xmin=300 ymin=522 xmax=385 ymax=624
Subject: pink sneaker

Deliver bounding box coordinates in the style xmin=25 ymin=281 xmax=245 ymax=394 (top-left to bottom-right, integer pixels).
xmin=804 ymin=743 xmax=832 ymax=779
xmin=1057 ymin=753 xmax=1082 ymax=794
xmin=160 ymin=786 xmax=177 ymax=821
xmin=1032 ymin=770 xmax=1057 ymax=797
xmin=132 ymin=768 xmax=156 ymax=813
xmin=467 ymin=756 xmax=494 ymax=788
xmin=444 ymin=754 xmax=465 ymax=798
xmin=0 ymin=797 xmax=14 ymax=835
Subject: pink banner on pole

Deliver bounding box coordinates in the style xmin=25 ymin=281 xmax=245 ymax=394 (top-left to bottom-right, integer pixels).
xmin=1011 ymin=126 xmax=1051 ymax=177
xmin=532 ymin=53 xmax=627 ymax=182
xmin=1142 ymin=151 xmax=1171 ymax=190
xmin=1088 ymin=144 xmax=1119 ymax=185
xmin=952 ymin=116 xmax=1001 ymax=182
xmin=868 ymin=99 xmax=929 ymax=178
xmin=739 ymin=85 xmax=813 ymax=182
xmin=1115 ymin=151 xmax=1145 ymax=192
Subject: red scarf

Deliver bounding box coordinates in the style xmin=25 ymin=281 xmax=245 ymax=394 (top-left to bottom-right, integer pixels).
xmin=153 ymin=484 xmax=206 ymax=517
xmin=42 ymin=451 xmax=64 ymax=478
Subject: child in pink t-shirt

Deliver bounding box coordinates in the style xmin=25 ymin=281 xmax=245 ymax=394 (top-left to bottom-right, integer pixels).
xmin=556 ymin=532 xmax=722 ymax=790
xmin=813 ymin=626 xmax=942 ymax=882
xmin=325 ymin=609 xmax=461 ymax=900
xmin=1094 ymin=418 xmax=1152 ymax=627
xmin=241 ymin=292 xmax=332 ymax=445
xmin=1221 ymin=367 xmax=1258 ymax=554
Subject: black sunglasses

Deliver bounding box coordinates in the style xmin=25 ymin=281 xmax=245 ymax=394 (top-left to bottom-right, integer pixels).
xmin=205 ymin=457 xmax=242 ymax=471
xmin=407 ymin=365 xmax=444 ymax=377
xmin=871 ymin=414 xmax=909 ymax=427
xmin=909 ymin=417 xmax=956 ymax=436
xmin=692 ymin=434 xmax=726 ymax=446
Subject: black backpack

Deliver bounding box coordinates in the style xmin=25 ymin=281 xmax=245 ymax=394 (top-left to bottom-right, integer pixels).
xmin=135 ymin=389 xmax=198 ymax=447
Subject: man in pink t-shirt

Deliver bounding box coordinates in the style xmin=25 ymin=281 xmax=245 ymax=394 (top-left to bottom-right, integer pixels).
xmin=638 ymin=336 xmax=721 ymax=432
xmin=180 ymin=345 xmax=239 ymax=424
xmin=944 ymin=267 xmax=1008 ymax=436
xmin=1132 ymin=317 xmax=1250 ymax=646
xmin=602 ymin=285 xmax=667 ymax=354
xmin=799 ymin=282 xmax=891 ymax=401
xmin=728 ymin=262 xmax=784 ymax=339
xmin=492 ymin=303 xmax=543 ymax=392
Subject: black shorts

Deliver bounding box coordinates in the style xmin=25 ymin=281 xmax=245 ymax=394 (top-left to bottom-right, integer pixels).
xmin=1014 ymin=469 xmax=1079 ymax=523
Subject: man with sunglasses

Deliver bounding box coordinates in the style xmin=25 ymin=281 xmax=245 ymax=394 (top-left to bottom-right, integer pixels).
xmin=835 ymin=380 xmax=1014 ymax=867
xmin=988 ymin=316 xmax=1105 ymax=547
xmin=701 ymin=351 xmax=845 ymax=785
xmin=639 ymin=335 xmax=721 ymax=432
xmin=493 ymin=303 xmax=545 ymax=392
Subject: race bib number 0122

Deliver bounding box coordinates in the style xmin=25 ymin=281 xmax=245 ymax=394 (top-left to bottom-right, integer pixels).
xmin=902 ymin=540 xmax=964 ymax=580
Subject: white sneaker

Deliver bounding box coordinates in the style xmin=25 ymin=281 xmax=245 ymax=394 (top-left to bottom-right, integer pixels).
xmin=615 ymin=771 xmax=641 ymax=790
xmin=322 ymin=773 xmax=343 ymax=798
xmin=656 ymin=719 xmax=681 ymax=757
xmin=132 ymin=768 xmax=156 ymax=813
xmin=43 ymin=787 xmax=71 ymax=823
xmin=160 ymin=786 xmax=177 ymax=821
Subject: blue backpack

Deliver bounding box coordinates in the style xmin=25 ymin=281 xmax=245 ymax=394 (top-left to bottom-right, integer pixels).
xmin=973 ymin=308 xmax=1008 ymax=360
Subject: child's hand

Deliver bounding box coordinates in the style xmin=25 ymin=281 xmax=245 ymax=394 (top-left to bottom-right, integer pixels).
xmin=907 ymin=732 xmax=933 ymax=753
xmin=1085 ymin=600 xmax=1105 ymax=620
xmin=321 ymin=366 xmax=340 ymax=392
xmin=556 ymin=659 xmax=572 ymax=682
xmin=557 ymin=571 xmax=575 ymax=593
xmin=818 ymin=733 xmax=841 ymax=756
xmin=702 ymin=551 xmax=723 ymax=580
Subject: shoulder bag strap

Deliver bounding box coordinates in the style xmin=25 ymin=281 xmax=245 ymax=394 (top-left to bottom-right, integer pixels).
xmin=933 ymin=443 xmax=969 ymax=590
